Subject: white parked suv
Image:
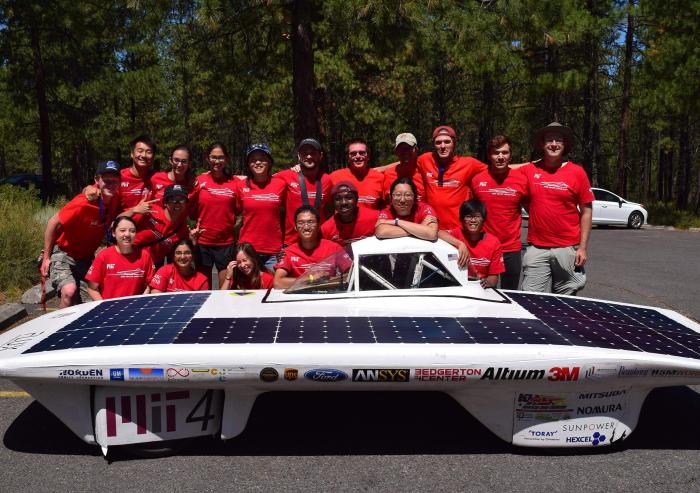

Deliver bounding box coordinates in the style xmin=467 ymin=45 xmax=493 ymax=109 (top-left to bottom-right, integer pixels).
xmin=591 ymin=187 xmax=647 ymax=229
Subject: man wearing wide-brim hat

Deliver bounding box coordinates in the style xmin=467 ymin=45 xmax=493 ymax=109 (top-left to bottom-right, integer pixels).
xmin=519 ymin=122 xmax=594 ymax=295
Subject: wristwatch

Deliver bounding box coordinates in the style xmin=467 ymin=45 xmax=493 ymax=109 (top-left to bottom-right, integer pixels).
xmin=394 ymin=218 xmax=399 ymax=226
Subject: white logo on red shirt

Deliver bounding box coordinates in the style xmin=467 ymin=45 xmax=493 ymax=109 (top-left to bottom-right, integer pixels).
xmin=478 ymin=181 xmax=488 ymax=187
xmin=106 ymin=264 xmax=116 ymax=269
xmin=487 ymin=187 xmax=518 ymax=197
xmin=291 ymin=256 xmax=300 ymax=262
xmin=540 ymin=181 xmax=570 ymax=191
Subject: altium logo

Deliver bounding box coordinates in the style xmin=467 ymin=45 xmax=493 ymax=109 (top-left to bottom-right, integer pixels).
xmin=480 ymin=366 xmax=580 ymax=382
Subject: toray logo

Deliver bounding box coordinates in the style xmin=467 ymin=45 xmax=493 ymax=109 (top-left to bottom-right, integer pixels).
xmin=304 ymin=369 xmax=348 ymax=382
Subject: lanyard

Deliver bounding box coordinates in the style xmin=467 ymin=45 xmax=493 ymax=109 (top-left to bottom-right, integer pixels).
xmin=298 ymin=171 xmax=322 ymax=210
xmin=98 ymin=196 xmax=113 ymax=244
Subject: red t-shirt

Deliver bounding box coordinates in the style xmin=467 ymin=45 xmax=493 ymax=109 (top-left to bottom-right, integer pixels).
xmin=274 ymin=239 xmax=350 ymax=278
xmin=521 ymin=162 xmax=595 ymax=247
xmin=471 ymin=168 xmax=528 ymax=253
xmin=148 ymin=264 xmax=209 ymax=292
xmin=119 ymin=167 xmax=153 ymax=212
xmin=321 ymin=208 xmax=379 ymax=246
xmin=448 ymin=228 xmax=505 ymax=279
xmin=234 ymin=270 xmax=274 ymax=290
xmin=330 ymin=167 xmax=384 ymax=209
xmin=235 ymin=177 xmax=286 ymax=254
xmin=149 ymin=172 xmax=195 ymax=201
xmin=190 ymin=172 xmax=238 ymax=246
xmin=381 ymin=161 xmax=426 ymax=203
xmin=56 ymin=194 xmax=116 ymax=260
xmin=417 ymin=152 xmax=487 ymax=230
xmin=132 ymin=205 xmax=189 ymax=264
xmin=378 ymin=202 xmax=437 ymax=224
xmin=85 ymin=246 xmax=155 ymax=299
xmin=276 ymin=169 xmax=332 ymax=246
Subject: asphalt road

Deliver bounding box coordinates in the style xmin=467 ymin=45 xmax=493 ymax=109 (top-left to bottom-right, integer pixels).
xmin=1 ymin=226 xmax=699 ymax=492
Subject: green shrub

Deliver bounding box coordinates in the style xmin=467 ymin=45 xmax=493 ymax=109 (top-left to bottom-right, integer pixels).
xmin=0 ymin=185 xmax=46 ymax=301
xmin=646 ymin=201 xmax=700 ymax=229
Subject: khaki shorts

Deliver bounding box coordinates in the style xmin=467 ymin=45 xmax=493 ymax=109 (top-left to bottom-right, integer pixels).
xmin=521 ymin=245 xmax=586 ymax=295
xmin=49 ymin=246 xmax=93 ymax=291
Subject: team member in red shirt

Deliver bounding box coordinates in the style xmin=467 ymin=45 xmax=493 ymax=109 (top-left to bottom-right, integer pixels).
xmin=131 ymin=184 xmax=191 ymax=266
xmin=439 ymin=200 xmax=505 ymax=289
xmin=148 ymin=240 xmax=209 ymax=293
xmin=417 ymin=126 xmax=487 ymax=230
xmin=376 ymin=177 xmax=438 ymax=241
xmin=189 ymin=142 xmax=238 ymax=288
xmin=274 ymin=206 xmax=351 ymax=289
xmin=221 ymin=243 xmax=275 ymax=290
xmin=236 ymin=143 xmax=286 ymax=270
xmin=150 ymin=145 xmax=196 ymax=201
xmin=118 ymin=134 xmax=157 ymax=212
xmin=86 ymin=216 xmax=155 ymax=300
xmin=41 ymin=160 xmax=121 ymax=308
xmin=521 ymin=122 xmax=594 ymax=295
xmin=321 ymin=181 xmax=379 ymax=246
xmin=276 ymin=138 xmax=332 ymax=246
xmin=471 ymin=135 xmax=528 ymax=290
xmin=330 ymin=138 xmax=384 ymax=209
xmin=381 ymin=133 xmax=426 ymax=203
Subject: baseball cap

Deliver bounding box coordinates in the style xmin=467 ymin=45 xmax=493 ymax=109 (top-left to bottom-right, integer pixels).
xmin=163 ymin=184 xmax=188 ymax=203
xmin=432 ymin=125 xmax=456 ymax=141
xmin=331 ymin=180 xmax=358 ymax=196
xmin=245 ymin=143 xmax=273 ymax=161
xmin=395 ymin=133 xmax=418 ymax=149
xmin=96 ymin=160 xmax=121 ymax=176
xmin=298 ymin=138 xmax=322 ymax=151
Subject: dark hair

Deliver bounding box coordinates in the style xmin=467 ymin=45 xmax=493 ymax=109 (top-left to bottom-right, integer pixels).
xmin=111 ymin=215 xmax=137 ymax=232
xmin=389 ymin=176 xmax=418 ymax=198
xmin=459 ymin=199 xmax=487 ymax=221
xmin=486 ymin=135 xmax=511 ymax=156
xmin=170 ymin=144 xmax=192 ymax=159
xmin=232 ymin=242 xmax=264 ymax=289
xmin=130 ymin=134 xmax=157 ymax=154
xmin=346 ymin=138 xmax=368 ymax=154
xmin=206 ymin=142 xmax=229 ymax=160
xmin=294 ymin=205 xmax=321 ymax=223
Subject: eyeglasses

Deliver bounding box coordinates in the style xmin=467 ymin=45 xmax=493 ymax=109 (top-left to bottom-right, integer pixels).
xmin=349 ymin=150 xmax=367 ymax=156
xmin=296 ymin=220 xmax=318 ymax=226
xmin=463 ymin=214 xmax=483 ymax=222
xmin=209 ymin=155 xmax=226 ymax=162
xmin=392 ymin=193 xmax=415 ymax=200
xmin=167 ymin=198 xmax=187 ymax=204
xmin=171 ymin=158 xmax=190 ymax=165
xmin=174 ymin=251 xmax=193 ymax=256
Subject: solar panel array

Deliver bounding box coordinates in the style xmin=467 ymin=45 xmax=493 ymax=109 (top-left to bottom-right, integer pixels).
xmin=21 ymin=291 xmax=700 ymax=360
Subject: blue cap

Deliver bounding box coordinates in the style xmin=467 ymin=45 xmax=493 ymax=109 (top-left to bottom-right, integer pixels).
xmin=96 ymin=160 xmax=120 ymax=175
xmin=245 ymin=143 xmax=273 ymax=161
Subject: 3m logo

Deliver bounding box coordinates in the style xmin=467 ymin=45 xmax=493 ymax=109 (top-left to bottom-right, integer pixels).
xmin=547 ymin=367 xmax=580 ymax=382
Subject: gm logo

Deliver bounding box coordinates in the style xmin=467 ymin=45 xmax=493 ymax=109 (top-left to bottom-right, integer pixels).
xmin=110 ymin=368 xmax=125 ymax=381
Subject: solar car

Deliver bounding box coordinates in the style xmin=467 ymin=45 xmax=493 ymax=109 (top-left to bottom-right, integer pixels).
xmin=0 ymin=236 xmax=698 ymax=456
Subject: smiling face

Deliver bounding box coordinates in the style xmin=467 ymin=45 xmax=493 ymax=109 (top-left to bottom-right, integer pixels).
xmin=97 ymin=173 xmax=121 ymax=200
xmin=488 ymin=143 xmax=512 ymax=173
xmin=298 ymin=144 xmax=323 ymax=170
xmin=395 ymin=143 xmax=417 ymax=165
xmin=333 ymin=188 xmax=358 ymax=219
xmin=433 ymin=135 xmax=455 ymax=161
xmin=247 ymin=150 xmax=272 ymax=179
xmin=165 ymin=194 xmax=187 ymax=216
xmin=207 ymin=146 xmax=227 ymax=175
xmin=170 ymin=149 xmax=191 ymax=180
xmin=235 ymin=250 xmax=255 ymax=277
xmin=347 ymin=142 xmax=369 ymax=170
xmin=113 ymin=218 xmax=136 ymax=249
xmin=295 ymin=210 xmax=320 ymax=242
xmin=541 ymin=131 xmax=566 ymax=162
xmin=391 ymin=183 xmax=416 ymax=217
xmin=130 ymin=141 xmax=155 ymax=172
xmin=461 ymin=212 xmax=484 ymax=235
xmin=173 ymin=243 xmax=194 ymax=269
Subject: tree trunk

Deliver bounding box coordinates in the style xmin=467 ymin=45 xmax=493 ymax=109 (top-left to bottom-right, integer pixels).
xmin=616 ymin=1 xmax=634 ymax=197
xmin=291 ymin=0 xmax=320 ymax=143
xmin=676 ymin=116 xmax=690 ymax=209
xmin=666 ymin=128 xmax=675 ymax=202
xmin=656 ymin=135 xmax=665 ymax=201
xmin=30 ymin=22 xmax=53 ymax=203
xmin=476 ymin=75 xmax=495 ymax=163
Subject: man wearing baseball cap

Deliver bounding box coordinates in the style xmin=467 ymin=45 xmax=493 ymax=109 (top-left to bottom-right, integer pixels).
xmin=276 ymin=138 xmax=333 ymax=245
xmin=381 ymin=133 xmax=426 ymax=204
xmin=520 ymin=122 xmax=594 ymax=295
xmin=330 ymin=138 xmax=385 ymax=210
xmin=321 ymin=181 xmax=380 ymax=246
xmin=40 ymin=160 xmax=122 ymax=308
xmin=416 ymin=125 xmax=488 ymax=230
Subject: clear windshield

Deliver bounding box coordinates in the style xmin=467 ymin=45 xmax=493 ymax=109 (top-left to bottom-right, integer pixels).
xmin=284 ymin=247 xmax=354 ymax=294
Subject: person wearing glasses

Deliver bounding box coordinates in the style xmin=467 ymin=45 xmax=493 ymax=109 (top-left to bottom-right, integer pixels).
xmin=416 ymin=126 xmax=487 ymax=231
xmin=148 ymin=239 xmax=209 ymax=293
xmin=235 ymin=143 xmax=286 ymax=271
xmin=189 ymin=142 xmax=238 ymax=288
xmin=150 ymin=144 xmax=196 ymax=201
xmin=438 ymin=199 xmax=505 ymax=289
xmin=273 ymin=206 xmax=350 ymax=289
xmin=329 ymin=138 xmax=384 ymax=210
xmin=375 ymin=177 xmax=438 ymax=241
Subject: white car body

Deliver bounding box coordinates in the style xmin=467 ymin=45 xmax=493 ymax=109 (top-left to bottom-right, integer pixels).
xmin=0 ymin=236 xmax=697 ymax=455
xmin=591 ymin=187 xmax=647 ymax=228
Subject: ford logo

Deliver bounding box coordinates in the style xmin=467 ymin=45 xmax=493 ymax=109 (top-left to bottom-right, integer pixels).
xmin=304 ymin=368 xmax=348 ymax=382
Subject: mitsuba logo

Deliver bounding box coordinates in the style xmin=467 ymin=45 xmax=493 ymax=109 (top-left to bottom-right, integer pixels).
xmin=352 ymin=369 xmax=409 ymax=382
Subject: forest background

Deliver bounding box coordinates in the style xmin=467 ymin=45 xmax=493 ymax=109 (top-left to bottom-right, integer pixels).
xmin=0 ymin=0 xmax=699 ymax=299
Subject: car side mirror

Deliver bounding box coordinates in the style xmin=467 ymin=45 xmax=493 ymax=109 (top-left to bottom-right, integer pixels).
xmin=619 ymin=200 xmax=623 ymax=208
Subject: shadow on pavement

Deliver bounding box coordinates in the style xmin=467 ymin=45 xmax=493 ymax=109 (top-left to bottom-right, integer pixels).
xmin=5 ymin=387 xmax=700 ymax=460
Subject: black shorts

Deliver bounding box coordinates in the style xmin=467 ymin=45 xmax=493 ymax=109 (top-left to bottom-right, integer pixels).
xmin=197 ymin=244 xmax=234 ymax=270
